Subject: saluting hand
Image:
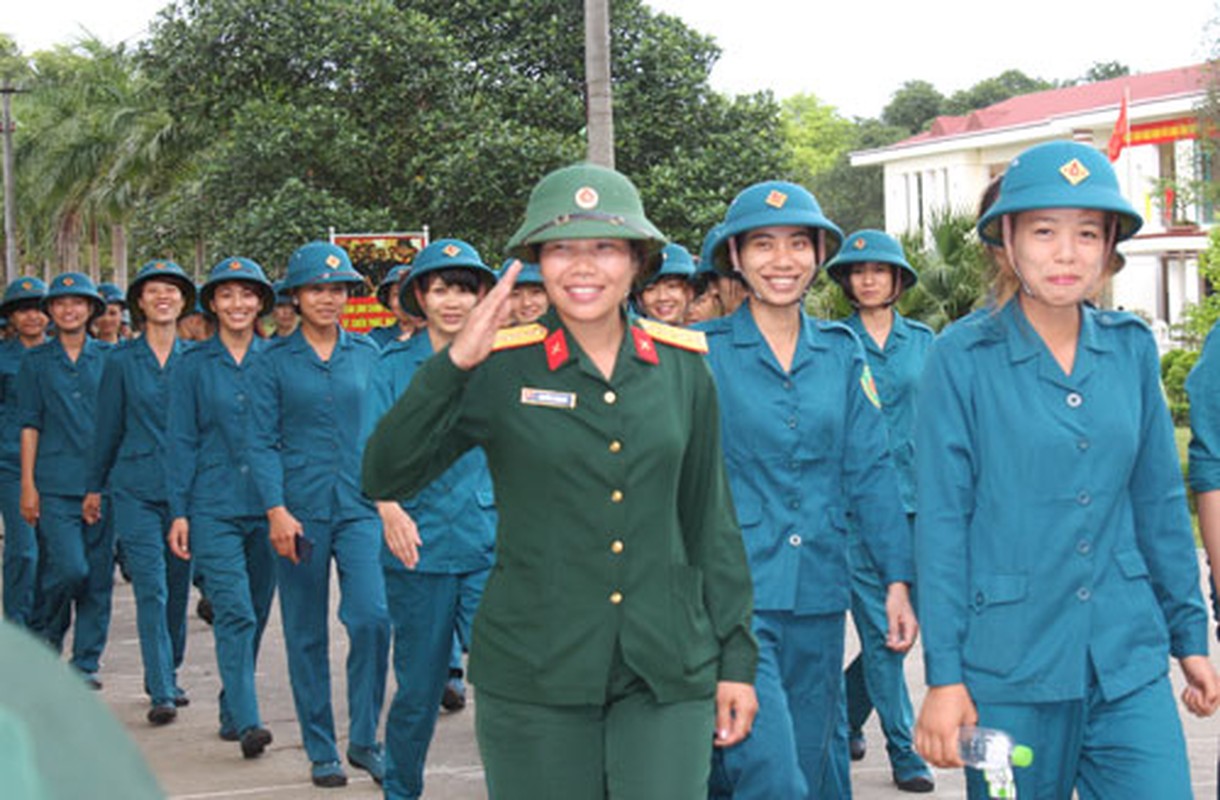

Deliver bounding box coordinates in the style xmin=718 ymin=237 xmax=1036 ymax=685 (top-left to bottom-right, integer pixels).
xmin=447 ymin=257 xmax=523 ymax=371
xmin=884 ymin=581 xmax=918 ymax=652
xmin=714 ymin=680 xmax=758 ymax=748
xmin=167 ymin=518 xmax=191 ymax=561
xmin=377 ymin=501 xmax=422 ymax=569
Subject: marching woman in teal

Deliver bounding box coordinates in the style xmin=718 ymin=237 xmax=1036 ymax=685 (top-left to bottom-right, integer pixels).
xmin=248 ymin=241 xmax=390 ymax=788
xmin=699 ymin=182 xmax=917 ymax=800
xmin=362 ymin=238 xmax=498 ymax=800
xmin=363 ymin=163 xmax=757 ymax=800
xmin=18 ymin=273 xmax=112 ymax=687
xmin=825 ymin=231 xmax=935 ymax=792
xmin=166 ymin=257 xmax=278 ymax=757
xmin=914 ymin=140 xmax=1218 ymax=799
xmin=0 ymin=277 xmax=47 ymax=628
xmin=370 ymin=264 xmax=423 ymax=348
xmin=87 ymin=260 xmax=195 ymax=724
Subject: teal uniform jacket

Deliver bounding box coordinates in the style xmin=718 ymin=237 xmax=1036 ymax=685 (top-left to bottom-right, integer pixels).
xmin=166 ymin=335 xmax=267 ymax=519
xmin=0 ymin=339 xmax=29 ymax=479
xmin=843 ymin=311 xmax=934 ymax=514
xmin=1187 ymin=322 xmax=1220 ymax=494
xmin=248 ymin=327 xmax=381 ymax=522
xmin=362 ymin=333 xmax=496 ymax=574
xmin=362 ymin=311 xmax=757 ymax=706
xmin=16 ymin=337 xmax=111 ymax=496
xmin=916 ymin=302 xmax=1209 ymax=704
xmin=697 ymin=306 xmax=913 ymax=614
xmin=87 ymin=337 xmax=188 ymax=501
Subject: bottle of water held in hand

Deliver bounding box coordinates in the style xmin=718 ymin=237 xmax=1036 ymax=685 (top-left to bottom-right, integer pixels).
xmin=959 ymin=726 xmax=1033 ymax=799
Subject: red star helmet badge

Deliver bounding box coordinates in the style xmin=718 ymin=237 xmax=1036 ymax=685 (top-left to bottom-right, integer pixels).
xmin=443 ymin=244 xmax=461 ymax=257
xmin=155 ymin=262 xmax=165 ymax=269
xmin=765 ymin=189 xmax=788 ymax=209
xmin=574 ymin=186 xmax=599 ymax=210
xmin=21 ymin=281 xmax=30 ymax=290
xmin=325 ymin=255 xmax=341 ymax=268
xmin=63 ymin=277 xmax=75 ymax=287
xmin=229 ymin=260 xmax=243 ymax=270
xmin=853 ymin=238 xmax=866 ymax=250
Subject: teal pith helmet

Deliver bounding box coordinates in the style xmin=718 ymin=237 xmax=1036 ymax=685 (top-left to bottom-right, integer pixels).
xmin=376 ymin=264 xmax=412 ymax=309
xmin=200 ymin=257 xmax=276 ymax=318
xmin=505 ymin=162 xmax=667 ymax=276
xmin=42 ymin=272 xmax=105 ymax=319
xmin=282 ymin=241 xmax=365 ymax=292
xmin=977 ymin=140 xmax=1143 ymax=246
xmin=709 ymin=181 xmax=844 ymax=274
xmin=127 ymin=260 xmax=197 ymax=322
xmin=272 ymin=279 xmax=292 ymax=305
xmin=400 ymin=239 xmax=497 ymax=316
xmin=825 ymin=229 xmax=918 ymax=292
xmin=643 ymin=243 xmax=697 ymax=288
xmin=0 ymin=277 xmax=47 ymax=318
xmin=499 ymin=258 xmax=543 ymax=286
xmin=97 ymin=282 xmax=126 ymax=306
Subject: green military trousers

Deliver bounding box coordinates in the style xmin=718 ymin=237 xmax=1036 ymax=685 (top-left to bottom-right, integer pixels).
xmin=475 ymin=648 xmax=715 ymax=800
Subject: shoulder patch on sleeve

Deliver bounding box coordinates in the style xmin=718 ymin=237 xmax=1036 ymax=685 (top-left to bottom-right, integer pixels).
xmin=492 ymin=323 xmax=548 ymax=352
xmin=636 ymin=318 xmax=708 ymax=354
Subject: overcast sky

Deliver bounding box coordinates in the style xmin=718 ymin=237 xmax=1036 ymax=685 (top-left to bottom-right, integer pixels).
xmin=6 ymin=0 xmax=1219 ymax=118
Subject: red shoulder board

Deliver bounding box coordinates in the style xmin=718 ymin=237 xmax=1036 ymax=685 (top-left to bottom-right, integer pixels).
xmin=491 ymin=323 xmax=547 ymax=352
xmin=636 ymin=318 xmax=708 ymax=354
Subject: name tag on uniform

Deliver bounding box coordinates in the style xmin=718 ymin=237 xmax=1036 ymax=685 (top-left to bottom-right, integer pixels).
xmin=520 ymin=387 xmax=577 ymax=409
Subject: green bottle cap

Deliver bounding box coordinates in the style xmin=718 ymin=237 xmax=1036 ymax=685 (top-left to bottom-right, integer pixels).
xmin=1011 ymin=744 xmax=1034 ymax=768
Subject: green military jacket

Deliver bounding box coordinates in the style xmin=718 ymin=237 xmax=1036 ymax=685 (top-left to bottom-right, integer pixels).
xmin=363 ymin=310 xmax=757 ymax=705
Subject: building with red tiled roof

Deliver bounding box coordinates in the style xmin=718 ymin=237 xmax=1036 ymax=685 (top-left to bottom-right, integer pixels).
xmin=851 ymin=63 xmax=1216 ymax=342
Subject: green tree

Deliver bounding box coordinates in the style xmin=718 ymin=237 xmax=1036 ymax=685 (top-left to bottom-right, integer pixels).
xmin=1173 ymin=226 xmax=1220 ymax=348
xmin=896 ymin=208 xmax=990 ymax=331
xmin=943 ymin=69 xmax=1053 ymax=116
xmin=1084 ymin=61 xmax=1130 ymax=83
xmin=809 ymin=118 xmax=907 ymax=235
xmin=881 ymin=80 xmax=943 ymax=135
xmin=781 ymin=93 xmax=855 ymax=180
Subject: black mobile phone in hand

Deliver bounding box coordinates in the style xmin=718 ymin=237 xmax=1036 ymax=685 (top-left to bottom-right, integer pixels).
xmin=295 ymin=535 xmax=315 ymax=564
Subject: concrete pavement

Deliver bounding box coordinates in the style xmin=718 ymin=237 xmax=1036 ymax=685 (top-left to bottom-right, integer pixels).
xmin=39 ymin=556 xmax=1220 ymax=798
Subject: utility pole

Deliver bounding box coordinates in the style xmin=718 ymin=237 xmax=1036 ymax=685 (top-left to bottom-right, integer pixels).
xmin=584 ymin=0 xmax=614 ymax=168
xmin=1 ymin=86 xmax=25 ymax=284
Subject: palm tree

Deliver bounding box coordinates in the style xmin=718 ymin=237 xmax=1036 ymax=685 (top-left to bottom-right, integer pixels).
xmin=897 ymin=208 xmax=990 ymax=331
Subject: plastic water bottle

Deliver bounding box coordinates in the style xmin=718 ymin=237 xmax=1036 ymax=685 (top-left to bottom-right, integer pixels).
xmin=959 ymin=726 xmax=1034 ymax=799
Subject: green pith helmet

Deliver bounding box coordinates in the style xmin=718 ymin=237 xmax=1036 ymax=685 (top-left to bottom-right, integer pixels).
xmin=400 ymin=238 xmax=497 ymax=316
xmin=499 ymin=258 xmax=543 ymax=286
xmin=0 ymin=277 xmax=47 ymax=318
xmin=642 ymin=243 xmax=697 ymax=288
xmin=376 ymin=264 xmax=412 ymax=308
xmin=282 ymin=241 xmax=364 ymax=291
xmin=708 ymin=180 xmax=844 ymax=274
xmin=127 ymin=260 xmax=197 ymax=322
xmin=42 ymin=272 xmax=105 ymax=320
xmin=825 ymin=229 xmax=918 ymax=291
xmin=200 ymin=257 xmax=276 ymax=318
xmin=505 ymin=162 xmax=667 ymax=275
xmin=977 ymin=140 xmax=1142 ymax=246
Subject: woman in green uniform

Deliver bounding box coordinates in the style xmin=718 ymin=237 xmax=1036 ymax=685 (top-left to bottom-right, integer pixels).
xmin=363 ymin=163 xmax=757 ymax=800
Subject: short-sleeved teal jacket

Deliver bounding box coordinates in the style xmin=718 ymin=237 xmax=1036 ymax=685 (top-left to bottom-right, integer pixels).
xmin=362 ymin=310 xmax=756 ymax=706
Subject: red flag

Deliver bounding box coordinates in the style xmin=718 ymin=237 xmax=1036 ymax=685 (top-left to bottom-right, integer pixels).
xmin=1107 ymin=90 xmax=1129 ymax=162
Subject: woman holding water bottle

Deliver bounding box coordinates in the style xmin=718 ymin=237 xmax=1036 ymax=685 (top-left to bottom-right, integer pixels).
xmin=913 ymin=140 xmax=1219 ymax=799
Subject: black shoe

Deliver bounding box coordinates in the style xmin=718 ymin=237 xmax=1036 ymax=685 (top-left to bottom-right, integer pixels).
xmin=441 ymin=676 xmax=467 ymax=712
xmin=147 ymin=704 xmax=177 ymax=726
xmin=240 ymin=727 xmax=273 ymax=759
xmin=849 ymin=735 xmax=866 ymax=762
xmin=196 ymin=596 xmax=214 ymax=626
xmin=173 ymin=689 xmax=190 ymax=708
xmin=82 ymin=674 xmax=103 ymax=691
xmin=218 ymin=727 xmax=240 ymax=742
xmin=895 ymin=775 xmax=935 ymax=793
xmin=311 ymin=761 xmax=348 ymax=788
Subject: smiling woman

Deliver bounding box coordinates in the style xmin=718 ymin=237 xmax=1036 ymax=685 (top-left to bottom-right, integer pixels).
xmin=363 ymin=162 xmax=758 ymax=800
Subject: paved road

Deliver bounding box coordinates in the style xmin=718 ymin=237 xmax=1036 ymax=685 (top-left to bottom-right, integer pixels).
xmin=47 ymin=556 xmax=1220 ymax=798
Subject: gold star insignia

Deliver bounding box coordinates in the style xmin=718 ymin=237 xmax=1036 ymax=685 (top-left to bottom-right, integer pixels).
xmin=765 ymin=189 xmax=788 ymax=208
xmin=443 ymin=244 xmax=461 ymax=257
xmin=325 ymin=255 xmax=341 ymax=268
xmin=1059 ymin=158 xmax=1090 ymax=186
